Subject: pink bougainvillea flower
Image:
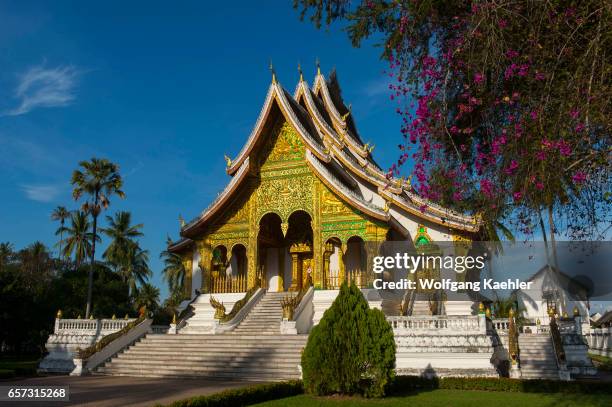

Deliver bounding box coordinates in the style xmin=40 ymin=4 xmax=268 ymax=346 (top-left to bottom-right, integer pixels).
xmin=572 ymin=172 xmax=587 ymax=184
xmin=513 ymin=191 xmax=523 ymax=202
xmin=504 ymin=160 xmax=519 ymax=175
xmin=570 ymin=109 xmax=580 ymax=119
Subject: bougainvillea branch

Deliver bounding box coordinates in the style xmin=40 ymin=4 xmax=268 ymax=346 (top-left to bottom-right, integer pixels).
xmin=295 ymin=0 xmax=611 ymax=241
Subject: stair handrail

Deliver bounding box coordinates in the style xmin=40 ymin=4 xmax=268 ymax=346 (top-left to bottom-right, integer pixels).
xmin=71 ymin=317 xmax=152 ymax=376
xmin=508 ymin=308 xmax=520 ymax=367
xmin=174 ymin=290 xmax=202 ymax=331
xmin=548 ymin=309 xmax=567 ymax=367
xmin=281 ymin=277 xmax=313 ymax=320
xmin=290 ymin=286 xmax=315 ymax=322
xmin=400 ymin=289 xmax=416 ymax=316
xmin=209 ymin=287 xmax=265 ymax=333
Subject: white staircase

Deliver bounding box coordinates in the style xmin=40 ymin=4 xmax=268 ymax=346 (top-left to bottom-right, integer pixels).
xmin=95 ymin=291 xmax=307 ymax=380
xmin=519 ymin=334 xmax=560 ymax=380
xmin=232 ymin=292 xmax=285 ymax=335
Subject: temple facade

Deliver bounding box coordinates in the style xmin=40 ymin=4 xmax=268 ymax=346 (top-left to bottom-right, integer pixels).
xmin=168 ymin=67 xmax=480 ymax=302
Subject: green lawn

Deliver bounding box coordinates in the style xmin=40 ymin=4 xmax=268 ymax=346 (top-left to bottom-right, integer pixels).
xmin=589 ymin=353 xmax=612 ymax=371
xmin=253 ymin=390 xmax=612 ymax=407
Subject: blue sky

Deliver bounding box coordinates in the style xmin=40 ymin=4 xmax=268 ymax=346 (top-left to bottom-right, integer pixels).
xmin=0 ymin=1 xmax=404 ymax=300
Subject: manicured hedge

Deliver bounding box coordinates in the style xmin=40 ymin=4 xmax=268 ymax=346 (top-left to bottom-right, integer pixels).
xmin=160 ymin=375 xmax=612 ymax=406
xmin=159 ymin=380 xmax=303 ymax=407
xmin=389 ymin=375 xmax=612 ymax=394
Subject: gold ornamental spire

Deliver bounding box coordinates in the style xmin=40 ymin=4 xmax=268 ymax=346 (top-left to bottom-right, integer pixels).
xmin=269 ymin=60 xmax=276 ymax=84
xmin=298 ymin=62 xmax=303 ymax=82
xmin=316 ymin=58 xmax=321 ymax=76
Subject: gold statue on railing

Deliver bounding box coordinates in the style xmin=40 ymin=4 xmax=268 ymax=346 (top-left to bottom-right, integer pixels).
xmin=209 ymin=296 xmax=226 ymax=320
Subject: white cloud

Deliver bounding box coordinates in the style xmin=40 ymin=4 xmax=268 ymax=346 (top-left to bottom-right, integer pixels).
xmin=3 ymin=64 xmax=79 ymax=116
xmin=20 ymin=184 xmax=62 ymax=203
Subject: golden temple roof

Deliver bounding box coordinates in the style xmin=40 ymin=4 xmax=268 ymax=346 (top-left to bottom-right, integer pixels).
xmin=171 ymin=67 xmax=481 ymax=251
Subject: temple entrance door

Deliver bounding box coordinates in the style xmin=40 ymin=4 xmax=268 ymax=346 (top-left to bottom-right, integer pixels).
xmin=258 ymin=213 xmax=285 ymax=292
xmin=257 ymin=211 xmax=313 ymax=292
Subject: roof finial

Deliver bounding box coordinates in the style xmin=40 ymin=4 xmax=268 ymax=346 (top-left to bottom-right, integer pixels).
xmin=269 ymin=60 xmax=276 ymax=84
xmin=298 ymin=62 xmax=303 ymax=82
xmin=316 ymin=57 xmax=321 ymax=76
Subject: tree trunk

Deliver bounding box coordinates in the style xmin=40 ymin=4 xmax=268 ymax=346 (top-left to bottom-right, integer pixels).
xmin=548 ymin=205 xmax=564 ymax=313
xmin=539 ymin=209 xmax=552 ymax=268
xmin=85 ymin=194 xmax=99 ymax=319
xmin=58 ymin=220 xmax=64 ymax=259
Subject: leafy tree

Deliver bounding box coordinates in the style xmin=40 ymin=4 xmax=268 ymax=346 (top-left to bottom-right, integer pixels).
xmin=294 ymin=1 xmax=611 ymax=244
xmin=56 ymin=211 xmax=97 ymax=267
xmin=71 ymin=158 xmax=125 ymax=318
xmin=51 ymin=206 xmax=71 ymax=259
xmin=121 ymin=244 xmax=152 ymax=296
xmin=101 ymin=211 xmax=150 ymax=295
xmin=133 ymin=282 xmax=160 ymax=313
xmin=160 ymin=242 xmax=187 ymax=300
xmin=301 ymin=282 xmax=395 ymax=397
xmin=102 ymin=211 xmax=144 ymax=268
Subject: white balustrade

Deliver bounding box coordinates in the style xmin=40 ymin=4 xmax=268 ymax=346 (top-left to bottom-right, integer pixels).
xmin=583 ymin=327 xmax=612 ymax=357
xmin=387 ymin=315 xmax=485 ymax=335
xmin=55 ymin=318 xmax=136 ymax=335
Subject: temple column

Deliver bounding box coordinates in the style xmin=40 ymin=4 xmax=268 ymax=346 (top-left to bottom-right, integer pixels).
xmin=198 ymin=240 xmax=212 ymax=293
xmin=247 ymin=224 xmax=259 ymax=289
xmin=365 ymin=223 xmax=388 ymax=287
xmin=183 ymin=256 xmax=193 ymax=300
xmin=289 ymin=253 xmax=301 ymax=291
xmin=339 ymin=242 xmax=347 ymax=286
xmin=323 ymin=244 xmax=333 ymax=289
xmin=278 ymin=247 xmax=285 ymax=291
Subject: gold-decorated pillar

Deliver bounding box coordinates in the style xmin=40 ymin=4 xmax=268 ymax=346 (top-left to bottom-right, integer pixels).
xmin=323 ymin=243 xmax=333 ymax=289
xmin=247 ymin=224 xmax=259 ymax=289
xmin=183 ymin=255 xmax=193 ymax=300
xmin=197 ymin=240 xmax=213 ymax=294
xmin=289 ymin=253 xmax=301 ymax=291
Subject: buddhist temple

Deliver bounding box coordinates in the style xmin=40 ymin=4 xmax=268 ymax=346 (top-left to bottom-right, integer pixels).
xmin=168 ymin=66 xmax=481 ymax=300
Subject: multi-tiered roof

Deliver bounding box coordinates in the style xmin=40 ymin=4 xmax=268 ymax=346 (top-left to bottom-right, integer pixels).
xmin=169 ymin=68 xmax=480 ymax=252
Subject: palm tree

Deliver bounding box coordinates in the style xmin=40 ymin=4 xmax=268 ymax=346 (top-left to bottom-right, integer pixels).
xmin=102 ymin=211 xmax=144 ymax=270
xmin=71 ymin=158 xmax=125 ymax=318
xmin=160 ymin=243 xmax=186 ymax=297
xmin=134 ymin=282 xmax=160 ymax=313
xmin=51 ymin=206 xmax=71 ymax=259
xmin=57 ymin=211 xmax=98 ymax=267
xmin=122 ymin=244 xmax=152 ymax=296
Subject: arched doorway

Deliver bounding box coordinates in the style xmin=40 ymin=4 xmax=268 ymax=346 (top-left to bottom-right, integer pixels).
xmin=324 ymin=237 xmax=342 ymax=288
xmin=257 ymin=210 xmax=313 ymax=292
xmin=228 ymin=244 xmax=247 ymax=277
xmin=345 ymin=236 xmax=367 ymax=287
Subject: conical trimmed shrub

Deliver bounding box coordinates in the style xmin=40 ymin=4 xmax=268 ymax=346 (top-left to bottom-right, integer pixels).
xmin=301 ymin=282 xmax=395 ymax=397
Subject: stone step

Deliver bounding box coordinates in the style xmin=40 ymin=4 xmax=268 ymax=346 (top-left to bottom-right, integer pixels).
xmin=142 ymin=334 xmax=307 ymax=340
xmin=140 ymin=336 xmax=306 ymax=343
xmin=96 ymin=367 xmax=300 ymax=380
xmin=132 ymin=343 xmax=304 ymax=351
xmin=117 ymin=353 xmax=302 ymax=362
xmin=108 ymin=359 xmax=300 ymax=369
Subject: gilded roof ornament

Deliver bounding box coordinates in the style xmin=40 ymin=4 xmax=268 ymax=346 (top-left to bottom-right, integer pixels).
xmin=341 ymin=104 xmax=352 ymax=121
xmin=269 ymin=60 xmax=277 ymax=84
xmin=316 ymin=58 xmax=321 ymax=76
xmin=178 ymin=214 xmax=185 ymax=228
xmin=363 ymin=142 xmax=375 ymax=154
xmin=224 ymin=154 xmax=232 ymax=168
xmin=298 ymin=62 xmax=303 ymax=82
